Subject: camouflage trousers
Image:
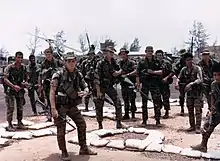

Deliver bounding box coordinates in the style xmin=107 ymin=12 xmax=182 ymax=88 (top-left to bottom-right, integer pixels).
xmin=202 ymin=113 xmax=220 ymax=139
xmin=141 ymin=85 xmax=162 ymax=121
xmin=43 ymin=85 xmax=51 ymax=119
xmin=179 ymin=84 xmax=186 ymax=108
xmin=28 ymin=88 xmax=45 ymax=113
xmin=84 ymin=94 xmax=91 ymax=107
xmin=186 ymin=96 xmax=203 ymax=129
xmin=54 ymin=105 xmax=87 ymax=151
xmin=121 ymin=86 xmax=136 ymax=113
xmin=202 ymin=85 xmax=211 ymax=110
xmin=93 ymin=86 xmax=122 ymax=122
xmin=5 ymin=95 xmax=24 ymax=122
xmin=159 ymin=84 xmax=170 ymax=111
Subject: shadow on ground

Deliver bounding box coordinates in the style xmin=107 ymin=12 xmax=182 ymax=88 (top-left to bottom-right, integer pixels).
xmin=42 ymin=152 xmax=90 ymax=161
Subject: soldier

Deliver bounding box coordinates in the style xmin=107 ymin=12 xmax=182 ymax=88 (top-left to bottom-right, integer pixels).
xmin=136 ymin=46 xmax=163 ymax=126
xmin=38 ymin=47 xmax=63 ymax=122
xmin=176 ymin=52 xmax=203 ymax=133
xmin=27 ymin=54 xmax=45 ymax=115
xmin=173 ymin=49 xmax=187 ymax=116
xmin=198 ymin=49 xmax=218 ymax=111
xmin=155 ymin=50 xmax=172 ymax=119
xmin=4 ymin=51 xmax=27 ymax=132
xmin=118 ymin=48 xmax=137 ymax=119
xmin=93 ymin=46 xmax=123 ymax=129
xmin=50 ymin=52 xmax=97 ymax=160
xmin=191 ymin=62 xmax=220 ymax=152
xmin=81 ymin=48 xmax=99 ymax=111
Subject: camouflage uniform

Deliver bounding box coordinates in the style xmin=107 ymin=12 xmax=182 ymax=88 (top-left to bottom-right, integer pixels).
xmin=178 ymin=63 xmax=203 ymax=133
xmin=81 ymin=53 xmax=99 ymax=111
xmin=51 ymin=52 xmax=96 ymax=158
xmin=159 ymin=59 xmax=172 ymax=118
xmin=40 ymin=58 xmax=63 ymax=120
xmin=136 ymin=55 xmax=163 ymax=125
xmin=94 ymin=47 xmax=123 ymax=129
xmin=198 ymin=59 xmax=218 ymax=110
xmin=4 ymin=62 xmax=27 ymax=130
xmin=118 ymin=49 xmax=136 ymax=119
xmin=173 ymin=50 xmax=186 ymax=115
xmin=27 ymin=62 xmax=45 ymax=114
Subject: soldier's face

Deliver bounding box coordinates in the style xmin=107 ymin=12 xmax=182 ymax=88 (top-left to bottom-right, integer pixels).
xmin=146 ymin=52 xmax=153 ymax=59
xmin=202 ymin=53 xmax=210 ymax=60
xmin=15 ymin=55 xmax=23 ymax=64
xmin=45 ymin=51 xmax=53 ymax=61
xmin=155 ymin=53 xmax=163 ymax=60
xmin=30 ymin=57 xmax=35 ymax=64
xmin=214 ymin=72 xmax=220 ymax=82
xmin=185 ymin=57 xmax=193 ymax=66
xmin=106 ymin=51 xmax=114 ymax=59
xmin=120 ymin=52 xmax=128 ymax=60
xmin=65 ymin=59 xmax=77 ymax=69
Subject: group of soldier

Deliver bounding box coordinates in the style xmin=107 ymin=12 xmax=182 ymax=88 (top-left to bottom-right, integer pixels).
xmin=2 ymin=44 xmax=220 ymax=160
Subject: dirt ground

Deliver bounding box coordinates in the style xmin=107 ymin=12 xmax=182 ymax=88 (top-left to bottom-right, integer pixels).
xmin=0 ymin=104 xmax=219 ymax=161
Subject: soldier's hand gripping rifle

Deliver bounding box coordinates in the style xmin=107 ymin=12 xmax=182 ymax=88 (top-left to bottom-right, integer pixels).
xmin=119 ymin=75 xmax=152 ymax=101
xmin=34 ymin=99 xmax=76 ymax=130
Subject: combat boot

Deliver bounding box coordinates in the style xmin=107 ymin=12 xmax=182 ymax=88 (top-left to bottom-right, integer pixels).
xmin=116 ymin=120 xmax=126 ymax=129
xmin=79 ymin=146 xmax=97 ymax=155
xmin=122 ymin=110 xmax=130 ymax=120
xmin=139 ymin=121 xmax=147 ymax=127
xmin=186 ymin=126 xmax=195 ymax=132
xmin=180 ymin=107 xmax=184 ymax=116
xmin=163 ymin=110 xmax=169 ymax=119
xmin=156 ymin=120 xmax=163 ymax=127
xmin=61 ymin=150 xmax=71 ymax=161
xmin=191 ymin=135 xmax=208 ymax=152
xmin=98 ymin=121 xmax=103 ymax=129
xmin=17 ymin=120 xmax=26 ymax=129
xmin=6 ymin=122 xmax=15 ymax=132
xmin=195 ymin=128 xmax=201 ymax=134
xmin=131 ymin=112 xmax=135 ymax=119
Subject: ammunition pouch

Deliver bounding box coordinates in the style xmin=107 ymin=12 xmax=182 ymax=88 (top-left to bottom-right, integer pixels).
xmin=55 ymin=94 xmax=82 ymax=106
xmin=63 ymin=82 xmax=78 ymax=100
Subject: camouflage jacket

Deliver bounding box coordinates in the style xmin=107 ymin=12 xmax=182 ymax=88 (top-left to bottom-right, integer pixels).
xmin=81 ymin=56 xmax=99 ymax=81
xmin=26 ymin=63 xmax=41 ymax=85
xmin=52 ymin=67 xmax=87 ymax=95
xmin=178 ymin=64 xmax=203 ymax=84
xmin=40 ymin=58 xmax=63 ymax=82
xmin=136 ymin=56 xmax=162 ymax=85
xmin=211 ymin=81 xmax=220 ymax=112
xmin=94 ymin=58 xmax=120 ymax=88
xmin=119 ymin=58 xmax=136 ymax=86
xmin=172 ymin=58 xmax=185 ymax=77
xmin=198 ymin=59 xmax=218 ymax=85
xmin=160 ymin=59 xmax=173 ymax=84
xmin=4 ymin=63 xmax=27 ymax=95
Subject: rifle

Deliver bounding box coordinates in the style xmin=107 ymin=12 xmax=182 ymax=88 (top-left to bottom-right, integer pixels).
xmin=119 ymin=76 xmax=152 ymax=101
xmin=34 ymin=99 xmax=76 ymax=130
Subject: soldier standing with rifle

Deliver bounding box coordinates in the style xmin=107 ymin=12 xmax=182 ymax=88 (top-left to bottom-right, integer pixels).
xmin=27 ymin=54 xmax=45 ymax=115
xmin=118 ymin=48 xmax=137 ymax=120
xmin=38 ymin=47 xmax=63 ymax=122
xmin=155 ymin=50 xmax=173 ymax=119
xmin=198 ymin=49 xmax=218 ymax=111
xmin=191 ymin=62 xmax=220 ymax=152
xmin=81 ymin=46 xmax=98 ymax=111
xmin=4 ymin=52 xmax=28 ymax=131
xmin=50 ymin=52 xmax=97 ymax=161
xmin=136 ymin=46 xmax=163 ymax=127
xmin=176 ymin=52 xmax=203 ymax=134
xmin=93 ymin=46 xmax=124 ymax=129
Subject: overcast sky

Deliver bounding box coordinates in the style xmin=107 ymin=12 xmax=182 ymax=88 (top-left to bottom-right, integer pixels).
xmin=1 ymin=0 xmax=220 ymax=58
